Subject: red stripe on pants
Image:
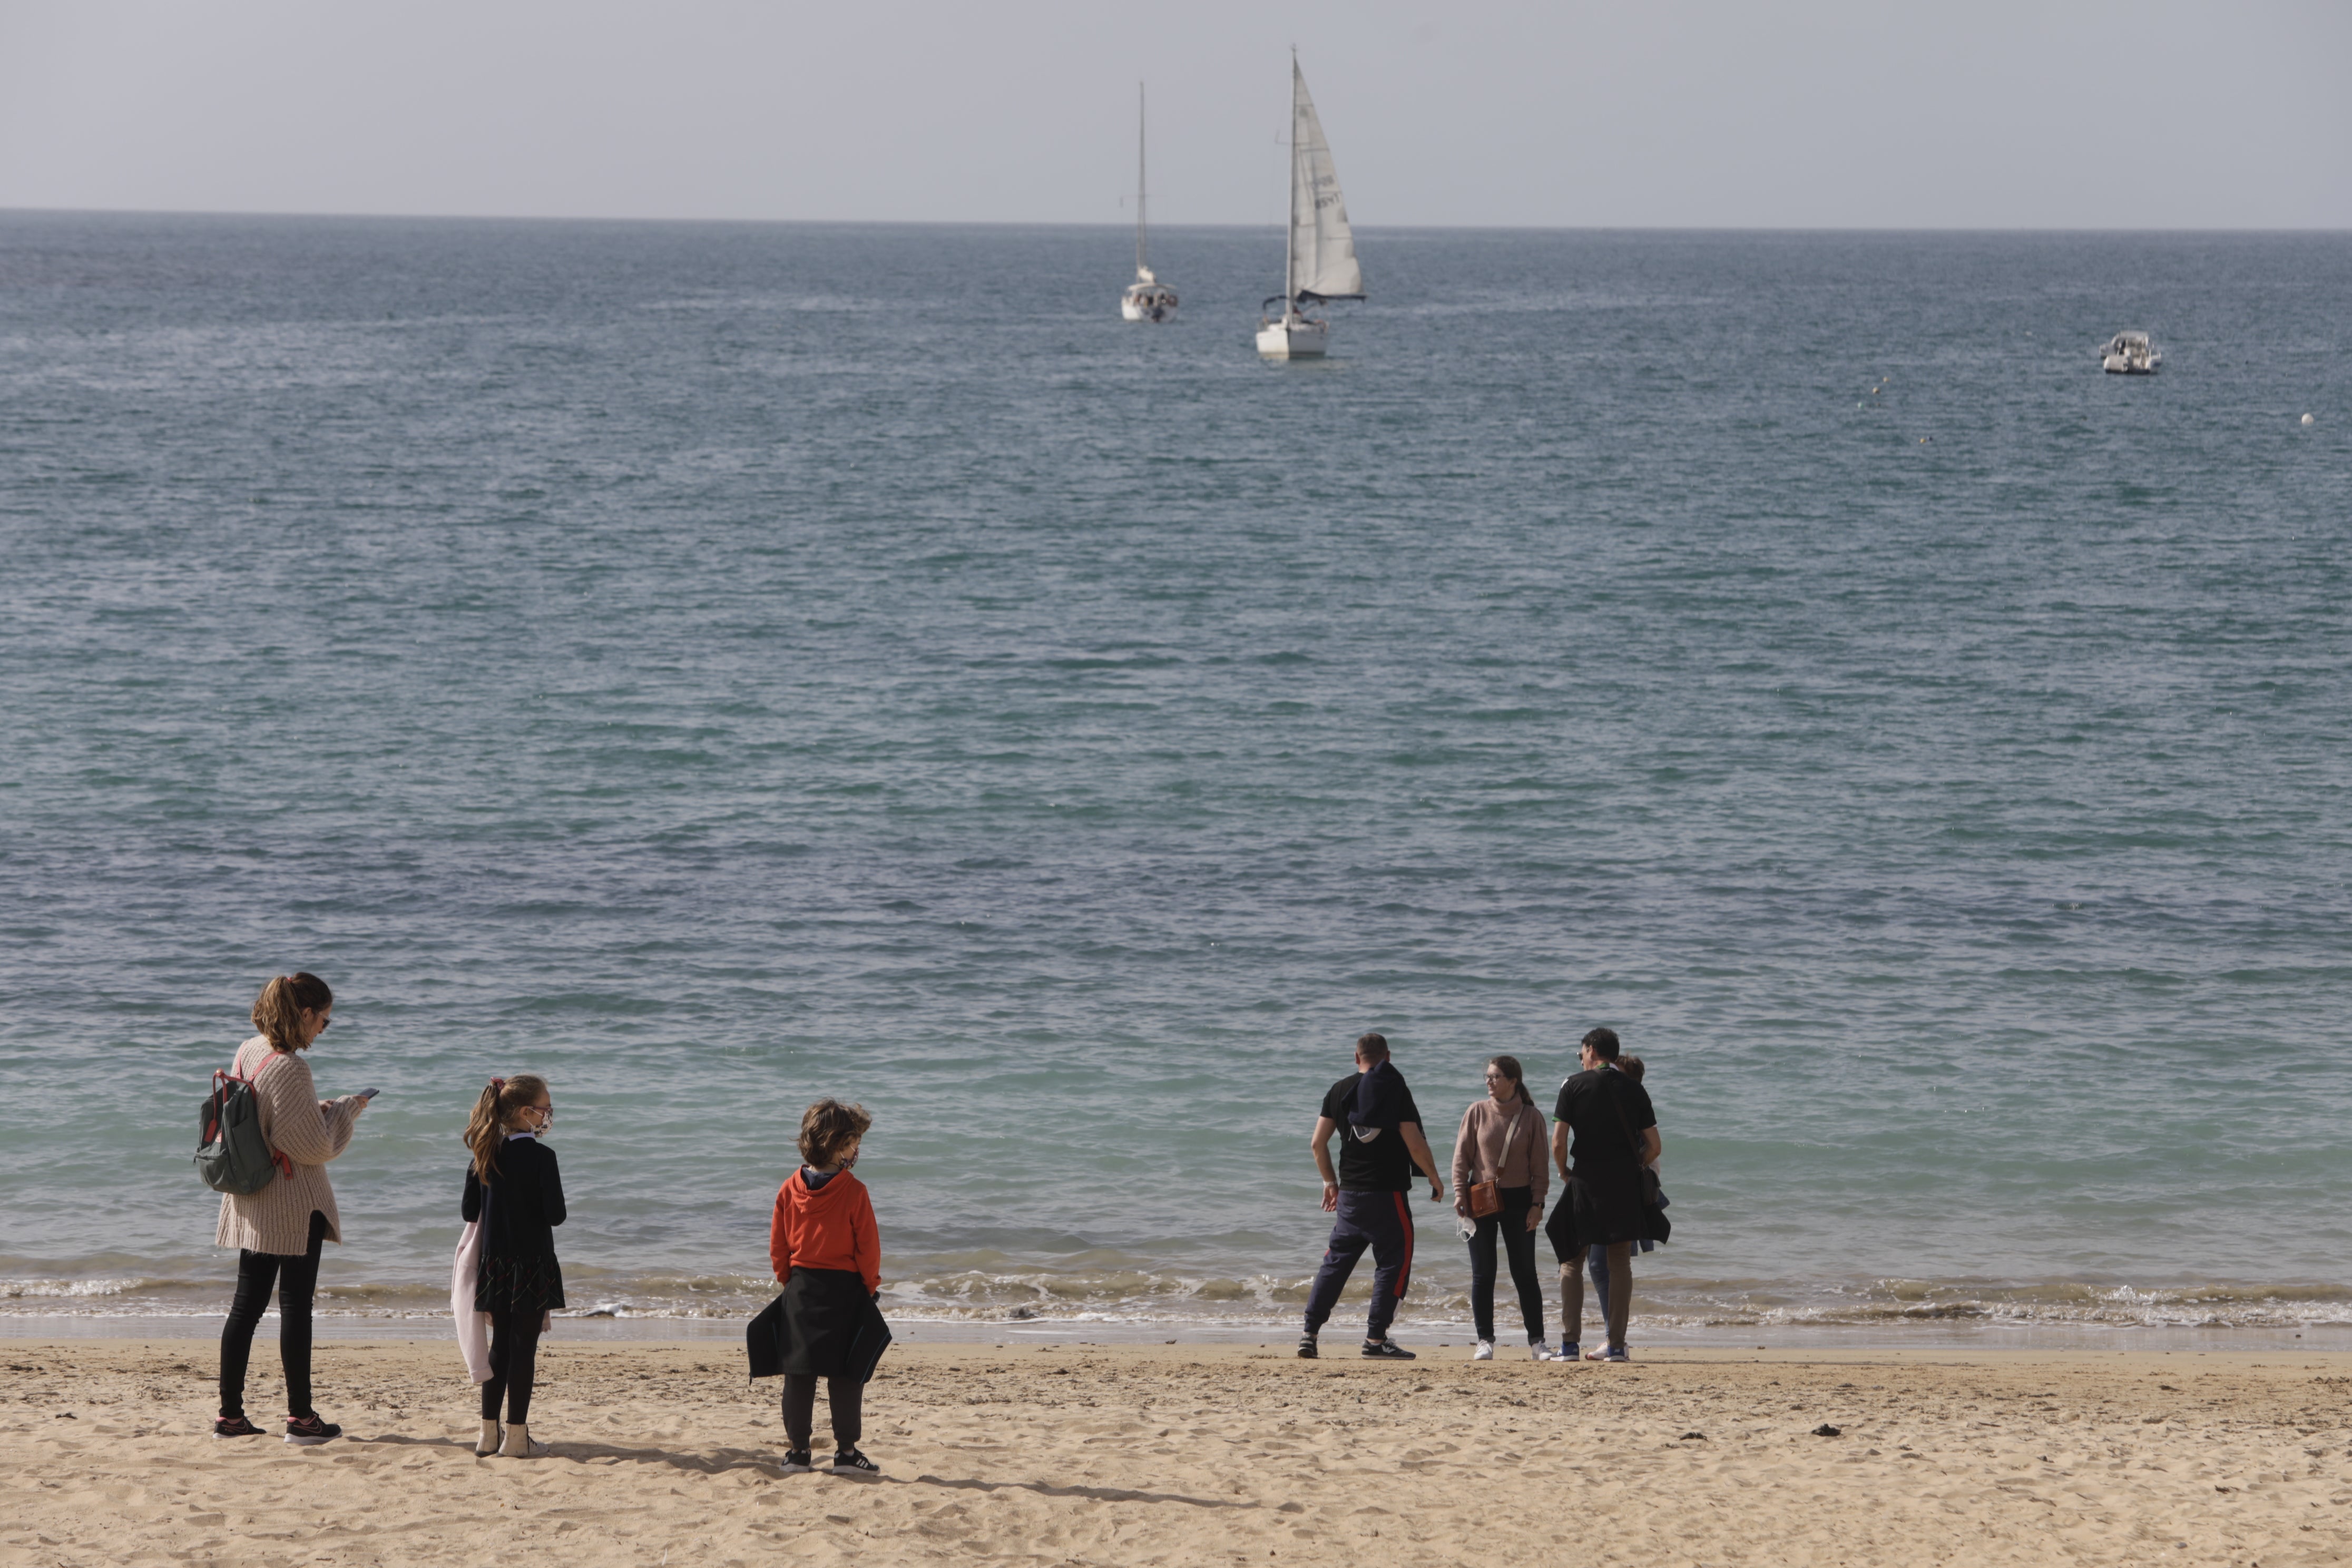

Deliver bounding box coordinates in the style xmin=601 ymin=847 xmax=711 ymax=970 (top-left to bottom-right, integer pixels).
xmin=1390 ymin=1192 xmax=1414 ymax=1298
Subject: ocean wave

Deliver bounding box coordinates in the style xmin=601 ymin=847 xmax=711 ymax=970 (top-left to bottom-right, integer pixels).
xmin=9 ymin=1268 xmax=2349 ymax=1334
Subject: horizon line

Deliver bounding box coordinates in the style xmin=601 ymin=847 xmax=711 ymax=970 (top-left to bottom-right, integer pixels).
xmin=5 ymin=204 xmax=2350 ymax=237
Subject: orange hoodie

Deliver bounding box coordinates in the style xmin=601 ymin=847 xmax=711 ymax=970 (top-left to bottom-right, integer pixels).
xmin=769 ymin=1169 xmax=880 ymax=1293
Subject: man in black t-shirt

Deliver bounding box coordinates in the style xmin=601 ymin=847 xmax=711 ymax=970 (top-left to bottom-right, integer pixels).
xmin=1299 ymin=1032 xmax=1445 ymax=1360
xmin=1549 ymin=1026 xmax=1661 ymax=1361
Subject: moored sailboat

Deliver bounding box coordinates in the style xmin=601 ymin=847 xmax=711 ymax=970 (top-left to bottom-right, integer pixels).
xmin=1120 ymin=84 xmax=1178 ymax=323
xmin=1256 ymin=57 xmax=1363 ymax=358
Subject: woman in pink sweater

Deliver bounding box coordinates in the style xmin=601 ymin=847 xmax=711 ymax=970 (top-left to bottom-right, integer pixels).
xmin=1449 ymin=1055 xmax=1552 ymax=1361
xmin=212 ymin=973 xmax=373 ymax=1444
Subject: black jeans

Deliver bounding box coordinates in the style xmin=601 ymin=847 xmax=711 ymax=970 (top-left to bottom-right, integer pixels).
xmin=782 ymin=1374 xmax=863 ymax=1453
xmin=219 ymin=1209 xmax=329 ymax=1419
xmin=1467 ymin=1186 xmax=1545 ymax=1344
xmin=482 ymin=1309 xmax=544 ymax=1424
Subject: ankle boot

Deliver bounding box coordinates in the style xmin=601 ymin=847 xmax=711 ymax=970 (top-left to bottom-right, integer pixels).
xmin=476 ymin=1418 xmax=501 ymax=1456
xmin=498 ymin=1421 xmax=548 ymax=1458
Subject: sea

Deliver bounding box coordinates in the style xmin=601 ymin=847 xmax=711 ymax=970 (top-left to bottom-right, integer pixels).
xmin=2 ymin=213 xmax=2348 ymax=1347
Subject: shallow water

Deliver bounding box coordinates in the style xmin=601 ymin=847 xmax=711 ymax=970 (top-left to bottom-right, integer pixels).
xmin=2 ymin=214 xmax=2348 ymax=1340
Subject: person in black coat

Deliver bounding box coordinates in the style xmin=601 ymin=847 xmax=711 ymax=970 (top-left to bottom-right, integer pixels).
xmin=462 ymin=1074 xmax=566 ymax=1457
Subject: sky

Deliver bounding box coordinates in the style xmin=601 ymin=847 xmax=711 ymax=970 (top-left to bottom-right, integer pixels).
xmin=3 ymin=0 xmax=2349 ymax=228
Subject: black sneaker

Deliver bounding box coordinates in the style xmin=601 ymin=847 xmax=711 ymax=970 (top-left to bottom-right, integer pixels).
xmin=212 ymin=1415 xmax=262 ymax=1439
xmin=284 ymin=1413 xmax=341 ymax=1446
xmin=1296 ymin=1334 xmax=1318 ymax=1359
xmin=830 ymin=1448 xmax=881 ymax=1476
xmin=779 ymin=1449 xmax=812 ymax=1474
xmin=1360 ymin=1339 xmax=1416 ymax=1360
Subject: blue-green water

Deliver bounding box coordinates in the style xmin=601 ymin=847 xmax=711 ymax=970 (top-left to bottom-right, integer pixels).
xmin=3 ymin=213 xmax=2348 ymax=1340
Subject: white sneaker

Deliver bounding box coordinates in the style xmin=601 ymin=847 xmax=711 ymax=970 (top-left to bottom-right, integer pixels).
xmin=1471 ymin=1339 xmax=1494 ymax=1361
xmin=1528 ymin=1341 xmax=1555 ymax=1361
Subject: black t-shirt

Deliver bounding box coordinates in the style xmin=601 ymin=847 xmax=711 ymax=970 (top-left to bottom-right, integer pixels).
xmin=1552 ymin=1067 xmax=1657 ymax=1173
xmin=1320 ymin=1071 xmax=1424 ymax=1192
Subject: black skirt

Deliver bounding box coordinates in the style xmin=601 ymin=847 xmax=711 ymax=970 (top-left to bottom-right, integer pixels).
xmin=781 ymin=1267 xmax=868 ymax=1379
xmin=476 ymin=1252 xmax=566 ymax=1316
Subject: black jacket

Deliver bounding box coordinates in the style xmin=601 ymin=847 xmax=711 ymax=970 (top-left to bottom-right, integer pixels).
xmin=462 ymin=1136 xmax=566 ymax=1262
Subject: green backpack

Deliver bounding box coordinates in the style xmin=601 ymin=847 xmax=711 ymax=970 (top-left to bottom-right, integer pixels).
xmin=195 ymin=1053 xmax=292 ymax=1195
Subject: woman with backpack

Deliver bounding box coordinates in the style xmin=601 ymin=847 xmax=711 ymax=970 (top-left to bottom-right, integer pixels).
xmin=214 ymin=973 xmax=373 ymax=1444
xmin=1449 ymin=1055 xmax=1552 ymax=1360
xmin=460 ymin=1074 xmax=567 ymax=1458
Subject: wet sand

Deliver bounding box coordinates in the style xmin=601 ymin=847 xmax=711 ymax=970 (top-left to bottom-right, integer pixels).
xmin=5 ymin=1339 xmax=2349 ymax=1565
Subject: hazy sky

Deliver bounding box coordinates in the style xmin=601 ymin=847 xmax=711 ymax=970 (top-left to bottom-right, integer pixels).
xmin=4 ymin=0 xmax=2348 ymax=228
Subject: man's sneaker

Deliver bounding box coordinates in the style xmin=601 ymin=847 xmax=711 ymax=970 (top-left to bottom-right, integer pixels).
xmin=1528 ymin=1341 xmax=1555 ymax=1361
xmin=830 ymin=1448 xmax=881 ymax=1476
xmin=1295 ymin=1334 xmax=1318 ymax=1360
xmin=1471 ymin=1340 xmax=1494 ymax=1361
xmin=1586 ymin=1345 xmax=1631 ymax=1363
xmin=1360 ymin=1339 xmax=1416 ymax=1360
xmin=1557 ymin=1340 xmax=1581 ymax=1362
xmin=779 ymin=1450 xmax=813 ymax=1474
xmin=211 ymin=1415 xmax=262 ymax=1439
xmin=283 ymin=1413 xmax=341 ymax=1446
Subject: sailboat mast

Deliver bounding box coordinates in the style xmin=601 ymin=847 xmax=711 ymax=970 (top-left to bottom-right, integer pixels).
xmin=1135 ymin=83 xmax=1148 ymax=276
xmin=1282 ymin=60 xmax=1297 ymax=308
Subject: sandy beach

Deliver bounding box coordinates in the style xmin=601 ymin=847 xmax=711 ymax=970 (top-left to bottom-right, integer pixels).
xmin=4 ymin=1339 xmax=2348 ymax=1566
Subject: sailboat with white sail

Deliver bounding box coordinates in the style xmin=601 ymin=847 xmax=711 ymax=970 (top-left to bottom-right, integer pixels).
xmin=1256 ymin=57 xmax=1363 ymax=358
xmin=1120 ymin=84 xmax=1178 ymax=323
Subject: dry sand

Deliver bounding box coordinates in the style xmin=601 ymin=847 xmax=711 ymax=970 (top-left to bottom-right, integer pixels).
xmin=4 ymin=1338 xmax=2349 ymax=1566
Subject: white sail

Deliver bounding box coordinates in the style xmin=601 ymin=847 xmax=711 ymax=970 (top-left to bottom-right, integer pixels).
xmin=1285 ymin=60 xmax=1363 ymax=301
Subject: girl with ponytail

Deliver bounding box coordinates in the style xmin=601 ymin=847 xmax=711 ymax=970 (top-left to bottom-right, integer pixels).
xmin=458 ymin=1074 xmax=566 ymax=1457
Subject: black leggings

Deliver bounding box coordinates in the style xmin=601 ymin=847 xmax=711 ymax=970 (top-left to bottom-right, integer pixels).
xmin=219 ymin=1209 xmax=329 ymax=1420
xmin=782 ymin=1374 xmax=863 ymax=1453
xmin=1467 ymin=1187 xmax=1546 ymax=1345
xmin=482 ymin=1309 xmax=544 ymax=1424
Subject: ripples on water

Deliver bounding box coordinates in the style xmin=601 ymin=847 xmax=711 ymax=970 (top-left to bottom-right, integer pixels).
xmin=1 ymin=215 xmax=2347 ymax=1339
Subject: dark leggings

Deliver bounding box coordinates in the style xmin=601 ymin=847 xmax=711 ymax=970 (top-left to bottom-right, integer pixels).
xmin=482 ymin=1310 xmax=544 ymax=1424
xmin=1466 ymin=1187 xmax=1546 ymax=1344
xmin=219 ymin=1209 xmax=329 ymax=1419
xmin=782 ymin=1374 xmax=863 ymax=1453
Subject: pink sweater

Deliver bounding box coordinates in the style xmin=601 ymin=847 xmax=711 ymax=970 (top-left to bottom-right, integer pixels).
xmin=1448 ymin=1097 xmax=1550 ymax=1217
xmin=212 ymin=1037 xmax=365 ymax=1255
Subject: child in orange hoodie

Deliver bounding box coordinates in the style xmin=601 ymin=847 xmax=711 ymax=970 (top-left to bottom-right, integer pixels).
xmin=769 ymin=1099 xmax=882 ymax=1475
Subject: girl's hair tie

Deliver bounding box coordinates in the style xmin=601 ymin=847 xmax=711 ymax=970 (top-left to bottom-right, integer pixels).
xmin=490 ymin=1077 xmax=506 ymax=1090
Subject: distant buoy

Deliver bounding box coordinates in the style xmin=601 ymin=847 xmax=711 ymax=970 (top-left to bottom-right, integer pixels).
xmin=2303 ymin=413 xmax=2316 ymax=426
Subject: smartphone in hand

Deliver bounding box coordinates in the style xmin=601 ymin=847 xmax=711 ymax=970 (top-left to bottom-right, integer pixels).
xmin=357 ymin=1087 xmax=381 ymax=1101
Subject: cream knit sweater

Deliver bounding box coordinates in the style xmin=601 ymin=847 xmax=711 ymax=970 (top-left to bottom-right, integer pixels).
xmin=212 ymin=1036 xmax=365 ymax=1256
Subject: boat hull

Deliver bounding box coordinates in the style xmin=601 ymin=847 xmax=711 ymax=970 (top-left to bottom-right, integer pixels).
xmin=1122 ymin=296 xmax=1178 ymax=323
xmin=1256 ymin=317 xmax=1328 ymax=358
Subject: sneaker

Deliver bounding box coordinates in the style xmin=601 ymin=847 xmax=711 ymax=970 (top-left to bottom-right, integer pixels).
xmin=1295 ymin=1334 xmax=1318 ymax=1360
xmin=831 ymin=1448 xmax=881 ymax=1476
xmin=1528 ymin=1342 xmax=1555 ymax=1362
xmin=1471 ymin=1340 xmax=1494 ymax=1361
xmin=1586 ymin=1345 xmax=1631 ymax=1363
xmin=779 ymin=1450 xmax=813 ymax=1474
xmin=1360 ymin=1339 xmax=1416 ymax=1360
xmin=283 ymin=1413 xmax=341 ymax=1446
xmin=1557 ymin=1341 xmax=1581 ymax=1362
xmin=211 ymin=1415 xmax=262 ymax=1439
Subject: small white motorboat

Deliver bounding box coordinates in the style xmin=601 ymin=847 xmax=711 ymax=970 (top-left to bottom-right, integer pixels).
xmin=1120 ymin=85 xmax=1178 ymax=323
xmin=2101 ymin=331 xmax=2160 ymax=375
xmin=1256 ymin=57 xmax=1363 ymax=359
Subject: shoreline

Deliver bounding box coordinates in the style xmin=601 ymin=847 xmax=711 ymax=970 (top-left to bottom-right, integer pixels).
xmin=7 ymin=1338 xmax=2348 ymax=1566
xmin=4 ymin=1311 xmax=2347 ymax=1354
